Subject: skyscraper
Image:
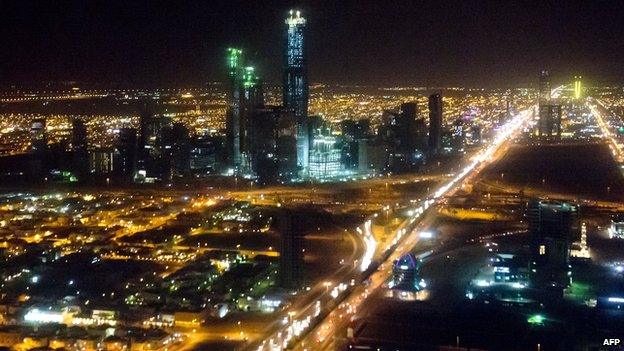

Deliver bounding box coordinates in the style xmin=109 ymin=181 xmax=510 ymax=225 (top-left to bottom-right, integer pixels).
xmin=537 ymin=70 xmax=561 ymax=140
xmin=283 ymin=10 xmax=309 ymax=175
xmin=428 ymin=94 xmax=442 ymax=154
xmin=451 ymin=118 xmax=465 ymax=153
xmin=309 ymin=134 xmax=342 ymax=179
xmin=538 ymin=70 xmax=551 ymax=102
xmin=70 ymin=118 xmax=89 ymax=179
xmin=278 ymin=210 xmax=303 ymax=289
xmin=114 ymin=128 xmax=137 ymax=177
xmin=161 ymin=123 xmax=191 ymax=180
xmin=226 ymin=48 xmax=244 ymax=171
xmin=240 ymin=65 xmax=264 ymax=172
xmin=30 ymin=118 xmax=47 ymax=153
xmin=225 ymin=48 xmax=263 ymax=174
xmin=538 ymin=103 xmax=562 ymax=139
xmin=382 ymin=102 xmax=422 ymax=173
xmin=528 ymin=200 xmax=576 ymax=290
xmin=249 ymin=106 xmax=297 ymax=183
xmin=71 ymin=118 xmax=88 ymax=153
xmin=340 ymin=119 xmax=372 ymax=171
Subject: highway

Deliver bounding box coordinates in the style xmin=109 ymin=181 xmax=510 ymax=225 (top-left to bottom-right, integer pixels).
xmin=588 ymin=98 xmax=624 ymax=163
xmin=251 ymin=106 xmax=534 ymax=351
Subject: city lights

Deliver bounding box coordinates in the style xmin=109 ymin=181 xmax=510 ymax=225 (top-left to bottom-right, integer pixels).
xmin=0 ymin=2 xmax=623 ymax=351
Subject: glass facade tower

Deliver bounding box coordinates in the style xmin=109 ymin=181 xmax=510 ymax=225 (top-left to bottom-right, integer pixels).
xmin=284 ymin=10 xmax=309 ymax=174
xmin=226 ymin=48 xmax=244 ymax=170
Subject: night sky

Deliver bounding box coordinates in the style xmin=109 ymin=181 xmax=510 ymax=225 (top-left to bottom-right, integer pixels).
xmin=2 ymin=0 xmax=623 ymax=87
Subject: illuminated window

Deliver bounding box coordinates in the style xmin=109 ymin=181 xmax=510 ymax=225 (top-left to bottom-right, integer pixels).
xmin=539 ymin=245 xmax=546 ymax=255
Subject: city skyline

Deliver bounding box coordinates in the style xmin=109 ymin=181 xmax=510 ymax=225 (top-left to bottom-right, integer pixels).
xmin=2 ymin=1 xmax=624 ymax=87
xmin=2 ymin=2 xmax=624 ymax=351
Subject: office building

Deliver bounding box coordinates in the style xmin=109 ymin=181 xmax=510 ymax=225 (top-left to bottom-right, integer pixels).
xmin=89 ymin=149 xmax=114 ymax=174
xmin=440 ymin=130 xmax=453 ymax=153
xmin=161 ymin=123 xmax=191 ymax=179
xmin=249 ymin=106 xmax=297 ymax=183
xmin=226 ymin=48 xmax=244 ymax=171
xmin=377 ymin=103 xmax=424 ymax=173
xmin=528 ymin=200 xmax=577 ymax=290
xmin=538 ymin=104 xmax=562 ymax=139
xmin=136 ymin=105 xmax=172 ymax=181
xmin=428 ymin=94 xmax=442 ymax=154
xmin=356 ymin=138 xmax=386 ymax=175
xmin=308 ymin=118 xmax=341 ymax=179
xmin=394 ymin=102 xmax=421 ymax=171
xmin=71 ymin=118 xmax=88 ymax=153
xmin=278 ymin=210 xmax=303 ymax=289
xmin=139 ymin=111 xmax=171 ymax=158
xmin=225 ymin=49 xmax=264 ymax=174
xmin=69 ymin=118 xmax=89 ymax=179
xmin=309 ymin=135 xmax=341 ymax=179
xmin=190 ymin=135 xmax=223 ymax=175
xmin=451 ymin=118 xmax=465 ymax=153
xmin=113 ymin=128 xmax=137 ymax=177
xmin=492 ymin=254 xmax=529 ymax=284
xmin=537 ymin=70 xmax=562 ymax=140
xmin=539 ymin=70 xmax=551 ymax=102
xmin=284 ymin=10 xmax=309 ymax=174
xmin=30 ymin=119 xmax=47 ymax=153
xmin=241 ymin=66 xmax=264 ymax=173
xmin=340 ymin=119 xmax=371 ymax=171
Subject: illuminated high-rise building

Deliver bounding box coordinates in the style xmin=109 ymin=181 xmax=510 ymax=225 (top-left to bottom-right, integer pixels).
xmin=308 ymin=116 xmax=341 ymax=179
xmin=226 ymin=48 xmax=244 ymax=171
xmin=428 ymin=94 xmax=442 ymax=154
xmin=30 ymin=118 xmax=47 ymax=153
xmin=574 ymin=75 xmax=582 ymax=99
xmin=114 ymin=128 xmax=137 ymax=177
xmin=537 ymin=70 xmax=561 ymax=140
xmin=71 ymin=118 xmax=88 ymax=153
xmin=451 ymin=118 xmax=465 ymax=153
xmin=225 ymin=48 xmax=264 ymax=174
xmin=528 ymin=200 xmax=577 ymax=290
xmin=538 ymin=69 xmax=551 ymax=102
xmin=240 ymin=65 xmax=264 ymax=172
xmin=283 ymin=10 xmax=309 ymax=175
xmin=538 ymin=104 xmax=562 ymax=139
xmin=309 ymin=134 xmax=342 ymax=179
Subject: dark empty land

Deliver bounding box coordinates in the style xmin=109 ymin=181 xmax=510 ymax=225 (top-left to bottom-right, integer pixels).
xmin=483 ymin=143 xmax=624 ymax=202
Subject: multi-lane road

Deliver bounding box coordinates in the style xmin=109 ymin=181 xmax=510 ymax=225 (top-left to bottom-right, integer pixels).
xmin=589 ymin=98 xmax=624 ymax=163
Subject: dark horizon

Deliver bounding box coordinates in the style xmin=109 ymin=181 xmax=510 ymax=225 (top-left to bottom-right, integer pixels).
xmin=1 ymin=0 xmax=623 ymax=88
